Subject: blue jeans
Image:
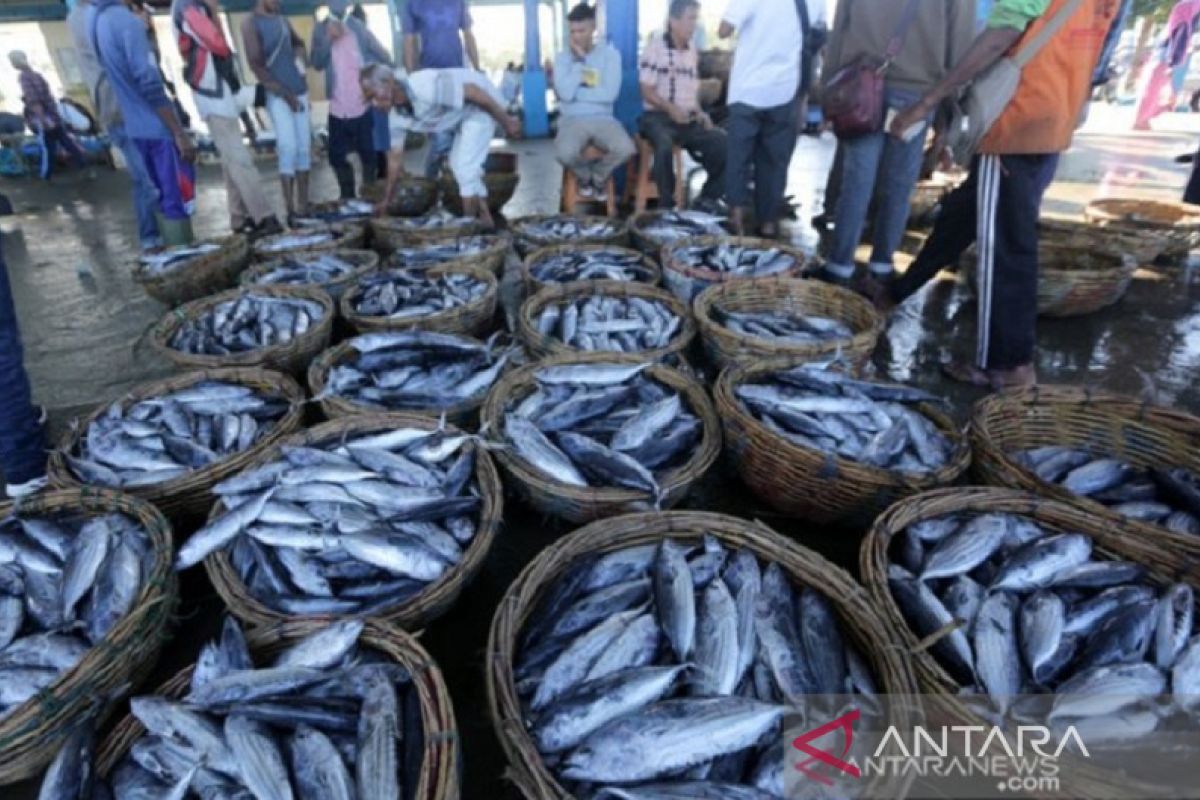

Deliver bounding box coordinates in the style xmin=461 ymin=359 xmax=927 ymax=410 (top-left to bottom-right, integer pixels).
xmin=424 ymin=130 xmax=454 ymax=179
xmin=110 ymin=123 xmax=162 ymax=251
xmin=0 ymin=232 xmax=47 ymax=485
xmin=726 ymin=100 xmax=798 ymax=225
xmin=826 ymin=87 xmax=931 ymax=278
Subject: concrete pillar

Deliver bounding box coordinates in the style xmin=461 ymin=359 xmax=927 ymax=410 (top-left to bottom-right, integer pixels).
xmin=522 ymin=0 xmax=549 ymax=136
xmin=605 ymin=0 xmax=639 ymax=132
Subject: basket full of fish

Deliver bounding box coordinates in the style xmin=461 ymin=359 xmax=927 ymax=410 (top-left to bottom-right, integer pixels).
xmin=661 ymin=235 xmax=807 ymax=302
xmin=360 ymin=176 xmax=439 ymax=217
xmin=86 ymin=617 xmax=460 ymax=799
xmin=1085 ymin=197 xmax=1200 ymax=262
xmin=971 ymin=385 xmax=1200 ymax=545
xmin=863 ymin=486 xmax=1200 ymax=797
xmin=291 ymin=198 xmax=374 ymax=228
xmin=716 ymin=360 xmax=971 ymax=525
xmin=150 ymin=285 xmax=335 ymax=376
xmin=370 ymin=209 xmax=483 ymax=251
xmin=481 ymin=357 xmax=720 ymax=523
xmin=486 ymin=510 xmax=922 ymax=800
xmin=340 ymin=264 xmax=498 ymax=338
xmin=191 ymin=413 xmax=502 ymax=630
xmin=0 ymin=489 xmax=176 ymax=784
xmin=239 ymin=248 xmax=381 ymax=301
xmin=628 ymin=209 xmax=728 ymax=257
xmin=252 ymin=222 xmax=368 ymax=260
xmin=518 ymin=280 xmax=696 ymax=363
xmin=522 ymin=244 xmax=661 ymax=293
xmin=511 ymin=214 xmax=629 ymax=257
xmin=693 ymin=277 xmax=884 ymax=370
xmin=133 ymin=235 xmax=252 ymax=308
xmin=387 ymin=233 xmax=511 ymax=275
xmin=48 ymin=368 xmax=304 ymax=521
xmin=309 ymin=331 xmax=515 ymax=424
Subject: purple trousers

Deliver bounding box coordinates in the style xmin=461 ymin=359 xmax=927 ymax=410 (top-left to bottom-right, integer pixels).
xmin=133 ymin=137 xmax=195 ymax=220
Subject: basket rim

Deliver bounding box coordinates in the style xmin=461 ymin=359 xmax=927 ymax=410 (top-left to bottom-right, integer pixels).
xmin=1085 ymin=196 xmax=1200 ymax=227
xmin=521 ymin=243 xmax=661 ymax=291
xmin=511 ymin=213 xmax=630 ymax=246
xmin=338 ymin=261 xmax=499 ymax=331
xmin=239 ymin=247 xmax=381 ymax=289
xmin=132 ymin=234 xmax=249 ymax=285
xmin=251 ymin=221 xmax=366 ymax=259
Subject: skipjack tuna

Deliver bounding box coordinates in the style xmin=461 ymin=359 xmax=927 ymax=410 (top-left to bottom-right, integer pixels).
xmin=533 ymin=295 xmax=682 ymax=353
xmin=292 ymin=198 xmax=374 ymax=227
xmin=39 ymin=617 xmax=429 ymax=800
xmin=671 ymin=242 xmax=797 ymax=277
xmin=530 ymin=249 xmax=657 ymax=284
xmin=0 ymin=509 xmax=153 ymax=720
xmin=248 ymin=253 xmax=362 ymax=288
xmin=502 ymin=362 xmax=702 ymax=498
xmin=1011 ymin=447 xmax=1200 ymax=535
xmin=714 ymin=306 xmax=854 ymax=345
xmin=348 ymin=269 xmax=488 ymax=321
xmin=387 ymin=208 xmax=476 ymax=230
xmin=256 ymin=230 xmax=339 ymax=254
xmin=138 ymin=243 xmax=221 ymax=276
xmin=888 ymin=512 xmax=1200 ymax=735
xmin=637 ymin=210 xmax=728 ymax=241
xmin=736 ymin=365 xmax=953 ymax=474
xmin=519 ymin=216 xmax=622 ymax=241
xmin=67 ymin=380 xmax=292 ymax=489
xmin=320 ymin=331 xmax=513 ymax=412
xmin=515 ymin=538 xmax=876 ymax=794
xmin=174 ymin=423 xmax=486 ymax=619
xmin=169 ymin=294 xmax=326 ymax=356
xmin=388 ymin=235 xmax=497 ymax=268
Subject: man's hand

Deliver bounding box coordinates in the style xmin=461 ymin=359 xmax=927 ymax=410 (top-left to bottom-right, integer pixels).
xmin=176 ymin=133 xmax=197 ymax=164
xmin=889 ymin=100 xmax=930 ymax=140
xmin=285 ymin=92 xmax=301 ymax=112
xmin=667 ymin=104 xmax=690 ymax=126
xmin=697 ymin=110 xmax=714 ymax=130
xmin=569 ymin=40 xmax=586 ymax=60
xmin=501 ymin=114 xmax=522 ymax=139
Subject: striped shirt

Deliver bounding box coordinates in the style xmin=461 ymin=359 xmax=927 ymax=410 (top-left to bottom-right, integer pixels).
xmin=18 ymin=67 xmax=60 ymax=129
xmin=638 ymin=31 xmax=700 ymax=112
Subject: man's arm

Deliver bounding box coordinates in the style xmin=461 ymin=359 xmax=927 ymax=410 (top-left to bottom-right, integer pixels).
xmin=358 ymin=21 xmax=395 ymax=67
xmin=404 ymin=33 xmax=419 ymax=72
xmin=120 ymin=16 xmax=195 ymax=159
xmin=573 ymin=46 xmax=621 ymax=104
xmin=378 ymin=145 xmax=408 ymax=214
xmin=182 ymin=3 xmax=233 ymax=57
xmin=309 ymin=21 xmax=332 ymax=71
xmin=241 ymin=16 xmax=291 ymax=99
xmin=553 ymin=51 xmax=582 ymax=101
xmin=463 ymin=28 xmax=481 ymax=71
xmin=463 ymin=82 xmax=521 ymax=136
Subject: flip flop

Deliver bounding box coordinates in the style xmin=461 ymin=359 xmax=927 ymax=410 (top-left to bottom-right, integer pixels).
xmin=941 ymin=360 xmax=993 ymax=387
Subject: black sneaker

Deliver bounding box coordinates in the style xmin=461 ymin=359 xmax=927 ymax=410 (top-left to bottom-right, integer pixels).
xmin=691 ymin=197 xmax=728 ymax=216
xmin=251 ymin=216 xmax=285 ymax=240
xmin=811 ymin=267 xmax=854 ymax=288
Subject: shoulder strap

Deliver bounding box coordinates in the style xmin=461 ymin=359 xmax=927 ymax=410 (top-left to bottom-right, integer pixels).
xmin=267 ymin=16 xmax=289 ymax=65
xmin=884 ymin=0 xmax=924 ymax=63
xmin=794 ymin=0 xmax=811 ymax=37
xmin=1013 ymin=0 xmax=1088 ymax=68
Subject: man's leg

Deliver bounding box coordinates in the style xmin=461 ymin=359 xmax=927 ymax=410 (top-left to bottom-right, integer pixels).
xmin=450 ymin=114 xmax=495 ymax=226
xmin=208 ymin=114 xmax=276 ymax=226
xmin=222 ymin=163 xmax=249 ymax=230
xmin=327 ymin=114 xmax=355 ymax=199
xmin=752 ymin=101 xmax=798 ymax=229
xmin=974 ymin=153 xmax=1059 ymax=373
xmin=889 ymin=160 xmax=981 ymax=304
xmin=677 ymin=121 xmax=728 ymax=202
xmin=1185 ymin=139 xmax=1200 ymax=205
xmin=868 ymin=103 xmax=931 ymax=279
xmin=0 ymin=233 xmax=47 ymax=491
xmin=58 ymin=126 xmax=87 ymax=169
xmin=111 ymin=124 xmax=163 ymax=250
xmin=638 ymin=111 xmax=680 ymax=208
xmin=371 ymin=107 xmax=390 ymax=181
xmin=425 ymin=130 xmax=455 ymax=179
xmin=822 ymin=131 xmax=886 ymax=281
xmin=266 ymin=94 xmax=298 ymax=217
xmin=39 ymin=125 xmax=57 ymax=180
xmin=724 ymin=103 xmax=759 ymax=231
xmin=355 ymin=111 xmax=377 ymax=189
xmin=588 ymin=118 xmax=635 ymax=187
xmin=135 ymin=138 xmax=189 ymax=220
xmin=554 ymin=118 xmax=593 ymax=183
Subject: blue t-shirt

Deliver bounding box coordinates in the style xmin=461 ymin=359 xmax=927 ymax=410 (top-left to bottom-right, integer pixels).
xmin=402 ymin=0 xmax=471 ymax=69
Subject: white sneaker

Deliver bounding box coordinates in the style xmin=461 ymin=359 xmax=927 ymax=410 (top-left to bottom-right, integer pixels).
xmin=577 ymin=183 xmax=596 ymax=200
xmin=6 ymin=476 xmax=48 ymax=499
xmin=591 ymin=182 xmax=608 ymax=201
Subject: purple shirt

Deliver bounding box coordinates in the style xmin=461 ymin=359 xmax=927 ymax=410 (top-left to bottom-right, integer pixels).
xmin=401 ymin=0 xmax=471 ymax=69
xmin=19 ymin=67 xmax=61 ymax=129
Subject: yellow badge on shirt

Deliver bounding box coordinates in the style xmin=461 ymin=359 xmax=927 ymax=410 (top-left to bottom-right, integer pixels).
xmin=581 ymin=67 xmax=600 ymax=88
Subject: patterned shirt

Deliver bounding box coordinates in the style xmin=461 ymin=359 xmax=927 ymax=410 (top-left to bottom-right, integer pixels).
xmin=18 ymin=67 xmax=61 ymax=129
xmin=638 ymin=31 xmax=699 ymax=112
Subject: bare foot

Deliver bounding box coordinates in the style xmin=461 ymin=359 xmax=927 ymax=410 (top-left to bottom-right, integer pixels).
xmin=942 ymin=360 xmax=1036 ymax=390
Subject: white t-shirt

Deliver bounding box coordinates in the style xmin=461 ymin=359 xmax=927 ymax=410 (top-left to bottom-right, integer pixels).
xmin=388 ymin=68 xmax=502 ymax=140
xmin=722 ymin=0 xmax=802 ymax=109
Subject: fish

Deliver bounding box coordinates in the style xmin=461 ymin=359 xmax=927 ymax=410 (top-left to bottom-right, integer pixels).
xmin=529 ymin=247 xmax=656 ymax=284
xmin=1154 ymin=584 xmax=1194 ymax=669
xmin=990 ymin=534 xmax=1092 ymax=593
xmin=256 ymin=230 xmax=339 ymax=254
xmin=1050 ymin=663 xmax=1166 ymax=720
xmin=383 ymin=208 xmax=474 ymax=231
xmin=716 ymin=307 xmax=853 ymax=346
xmin=888 ymin=565 xmax=974 ymax=683
xmin=137 ymin=242 xmax=222 ymax=276
xmin=669 ymin=241 xmax=798 ymax=277
xmin=291 ymin=199 xmax=373 ymax=227
xmin=319 ymin=331 xmax=512 ymax=413
xmin=168 ymin=293 xmax=326 ymax=356
xmin=693 ymin=579 xmax=739 ymax=696
xmin=347 ymin=269 xmax=487 ymax=320
xmin=921 ymin=514 xmax=1010 ymax=581
xmin=1019 ymin=592 xmax=1065 ymax=678
xmin=249 ymin=252 xmax=363 ymax=289
xmin=636 ymin=210 xmax=727 ymax=242
xmin=973 ymin=592 xmax=1021 ymax=713
xmin=68 ymin=381 xmax=290 ymax=489
xmin=387 ymin=234 xmax=499 ymax=269
xmin=532 ymin=293 xmax=682 ymax=353
xmin=36 ymin=718 xmax=94 ymax=800
xmin=179 ymin=425 xmax=484 ymax=618
xmin=516 ymin=215 xmax=622 ymax=251
xmin=654 ymin=540 xmax=696 ymax=663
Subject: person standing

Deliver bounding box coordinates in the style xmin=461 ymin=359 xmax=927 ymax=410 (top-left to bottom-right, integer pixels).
xmin=637 ymin=0 xmax=727 ymax=212
xmin=402 ymin=0 xmax=479 ymax=179
xmin=68 ymin=0 xmax=163 ymax=251
xmin=92 ymin=0 xmax=197 ymax=242
xmin=1133 ymin=0 xmax=1200 ymax=130
xmin=361 ymin=64 xmax=520 ymax=229
xmin=717 ymin=0 xmax=802 ymax=237
xmin=311 ymin=0 xmax=392 ymax=200
xmin=173 ymin=0 xmax=282 ymax=236
xmin=9 ymin=51 xmax=87 ymax=180
xmin=0 ymin=232 xmax=48 ymax=499
xmin=553 ymin=3 xmax=635 ymax=200
xmin=884 ymin=0 xmax=1120 ymax=388
xmin=242 ymin=0 xmax=312 ymax=224
xmin=817 ymin=0 xmax=976 ymax=286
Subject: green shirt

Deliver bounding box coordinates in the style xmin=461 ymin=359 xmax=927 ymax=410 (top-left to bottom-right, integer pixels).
xmin=987 ymin=0 xmax=1051 ymax=29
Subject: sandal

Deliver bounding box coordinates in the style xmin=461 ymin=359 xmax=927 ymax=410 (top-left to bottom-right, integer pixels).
xmin=941 ymin=360 xmax=994 ymax=388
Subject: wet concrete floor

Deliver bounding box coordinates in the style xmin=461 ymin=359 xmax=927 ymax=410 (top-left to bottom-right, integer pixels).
xmin=5 ymin=103 xmax=1200 ymax=796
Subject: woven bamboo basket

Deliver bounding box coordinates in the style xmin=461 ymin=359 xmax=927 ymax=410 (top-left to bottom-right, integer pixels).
xmin=340 ymin=263 xmax=499 ymax=337
xmin=361 ymin=177 xmax=439 ymax=217
xmin=149 ymin=284 xmax=335 ymax=376
xmin=440 ymin=172 xmax=520 ymax=214
xmin=521 ymin=243 xmax=661 ymax=295
xmin=133 ymin=235 xmax=251 ymax=307
xmin=387 ymin=233 xmax=512 ymax=276
xmin=970 ymin=385 xmax=1200 ymax=548
xmin=518 ymin=280 xmax=695 ymax=362
xmin=0 ymin=488 xmax=177 ymax=785
xmin=95 ymin=618 xmax=460 ymax=799
xmin=46 ymin=367 xmax=304 ymax=522
xmin=203 ymin=414 xmax=502 ymax=630
xmin=371 ymin=215 xmax=484 ymax=252
xmin=1084 ymin=197 xmax=1200 ymax=261
xmin=693 ymin=277 xmax=884 ymax=371
xmin=481 ymin=356 xmax=721 ymax=523
xmin=511 ymin=214 xmax=629 ymax=257
xmin=861 ymin=486 xmax=1200 ymax=799
xmin=1040 ymin=213 xmax=1166 ymax=265
xmin=628 ymin=210 xmax=729 ymax=258
xmin=488 ymin=510 xmax=922 ymax=800
xmin=660 ymin=235 xmax=808 ymax=303
xmin=238 ymin=247 xmax=381 ymax=300
xmin=252 ymin=221 xmax=367 ymax=260
xmin=716 ymin=358 xmax=971 ymax=525
xmin=308 ymin=333 xmax=505 ymax=425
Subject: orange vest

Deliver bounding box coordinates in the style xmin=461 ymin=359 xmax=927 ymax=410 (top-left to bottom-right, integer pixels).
xmin=981 ymin=0 xmax=1119 ymax=154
